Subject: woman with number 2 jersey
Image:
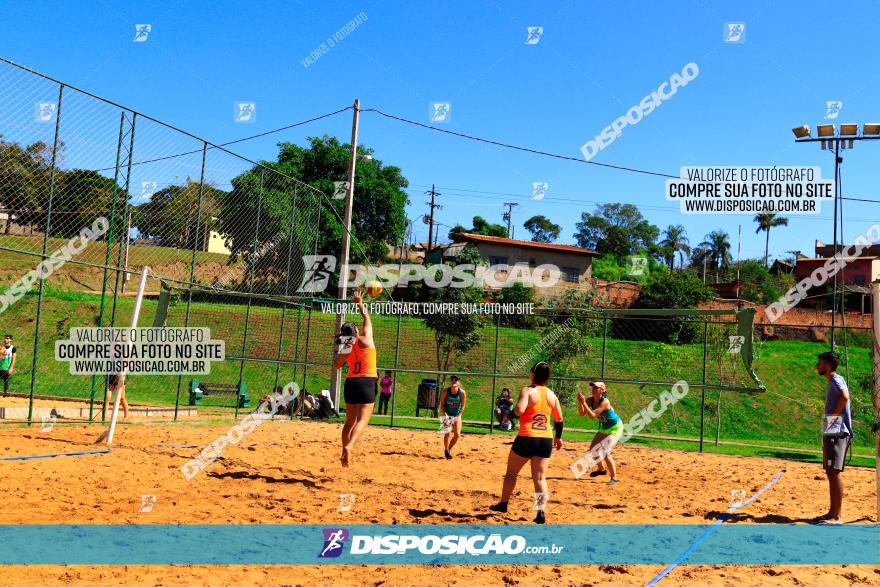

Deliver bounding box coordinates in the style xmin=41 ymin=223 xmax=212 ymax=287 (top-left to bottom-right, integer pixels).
xmin=489 ymin=361 xmax=564 ymax=524
xmin=332 ymin=289 xmax=378 ymax=467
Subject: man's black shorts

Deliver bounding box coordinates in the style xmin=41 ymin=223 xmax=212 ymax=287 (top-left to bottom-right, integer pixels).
xmin=822 ymin=434 xmax=851 ymax=472
xmin=344 ymin=377 xmax=377 ymax=405
xmin=511 ymin=436 xmax=553 ymax=459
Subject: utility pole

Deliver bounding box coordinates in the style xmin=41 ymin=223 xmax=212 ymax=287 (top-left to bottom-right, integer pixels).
xmin=425 ymin=185 xmax=442 ymax=250
xmin=329 ymin=99 xmax=360 ymax=410
xmin=502 ymin=202 xmax=519 ymax=238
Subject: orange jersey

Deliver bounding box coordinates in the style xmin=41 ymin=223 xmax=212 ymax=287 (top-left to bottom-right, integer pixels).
xmin=518 ymin=385 xmax=559 ymax=438
xmin=346 ymin=339 xmax=377 ymax=378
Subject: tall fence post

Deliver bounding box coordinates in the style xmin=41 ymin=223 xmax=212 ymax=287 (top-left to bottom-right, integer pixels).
xmin=89 ymin=110 xmax=127 ymax=421
xmin=275 ymin=185 xmax=298 ymax=395
xmin=236 ymin=170 xmax=265 ymax=420
xmin=290 ymin=303 xmax=303 ymax=419
xmin=699 ymin=321 xmax=709 ymax=452
xmin=301 ymin=305 xmax=313 ymax=401
xmin=172 ymin=141 xmax=206 ymax=421
xmin=27 ymin=83 xmax=64 ymax=423
xmin=489 ymin=311 xmax=501 ymax=434
xmin=600 ymin=315 xmax=609 ymax=379
xmin=390 ymin=306 xmax=403 ymax=427
xmin=105 ymin=112 xmax=137 ymax=421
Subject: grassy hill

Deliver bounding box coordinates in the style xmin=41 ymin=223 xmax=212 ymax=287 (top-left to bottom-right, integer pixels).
xmin=1 ymin=288 xmax=875 ymax=454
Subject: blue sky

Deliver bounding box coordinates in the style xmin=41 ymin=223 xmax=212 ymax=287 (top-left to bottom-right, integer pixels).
xmin=2 ymin=0 xmax=880 ymax=261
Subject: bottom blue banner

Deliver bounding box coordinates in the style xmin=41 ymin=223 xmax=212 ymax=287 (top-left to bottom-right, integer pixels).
xmin=0 ymin=524 xmax=877 ymax=565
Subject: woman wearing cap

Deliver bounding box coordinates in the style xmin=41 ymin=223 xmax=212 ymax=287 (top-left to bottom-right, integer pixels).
xmin=577 ymin=381 xmax=622 ymax=484
xmin=331 ymin=289 xmax=378 ymax=467
xmin=489 ymin=362 xmax=564 ymax=524
xmin=439 ymin=375 xmax=466 ymax=459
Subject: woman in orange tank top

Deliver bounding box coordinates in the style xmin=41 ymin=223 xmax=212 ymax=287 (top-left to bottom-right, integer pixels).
xmin=489 ymin=361 xmax=564 ymax=524
xmin=332 ymin=290 xmax=378 ymax=467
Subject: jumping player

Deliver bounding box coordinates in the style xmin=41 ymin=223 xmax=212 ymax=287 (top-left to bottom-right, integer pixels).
xmin=577 ymin=381 xmax=622 ymax=484
xmin=489 ymin=362 xmax=563 ymax=524
xmin=332 ymin=289 xmax=378 ymax=467
xmin=440 ymin=375 xmax=466 ymax=459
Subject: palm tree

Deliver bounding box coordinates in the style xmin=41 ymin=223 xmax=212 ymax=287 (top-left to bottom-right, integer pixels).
xmin=754 ymin=213 xmax=789 ymax=267
xmin=699 ymin=230 xmax=732 ymax=283
xmin=659 ymin=224 xmax=691 ymax=269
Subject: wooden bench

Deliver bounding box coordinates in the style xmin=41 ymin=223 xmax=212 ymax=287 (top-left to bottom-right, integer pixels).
xmin=416 ymin=378 xmax=439 ymax=418
xmin=189 ymin=379 xmax=250 ymax=408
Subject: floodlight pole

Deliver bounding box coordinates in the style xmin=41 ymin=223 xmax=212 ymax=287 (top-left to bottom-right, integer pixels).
xmin=329 ymin=99 xmax=360 ymax=410
xmin=794 ymin=131 xmax=880 ymax=350
xmin=872 ymin=281 xmax=880 ymax=524
xmin=831 ymin=140 xmax=840 ymax=350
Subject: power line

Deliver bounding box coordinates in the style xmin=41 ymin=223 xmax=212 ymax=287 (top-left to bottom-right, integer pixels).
xmin=361 ymin=107 xmax=678 ymax=179
xmin=91 ymin=105 xmax=354 ymax=173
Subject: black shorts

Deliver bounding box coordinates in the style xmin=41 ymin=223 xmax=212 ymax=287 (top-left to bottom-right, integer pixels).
xmin=512 ymin=436 xmax=553 ymax=459
xmin=822 ymin=434 xmax=851 ymax=472
xmin=344 ymin=377 xmax=377 ymax=405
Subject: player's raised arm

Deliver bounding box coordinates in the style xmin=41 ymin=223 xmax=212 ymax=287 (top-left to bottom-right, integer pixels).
xmin=353 ymin=289 xmax=373 ymax=344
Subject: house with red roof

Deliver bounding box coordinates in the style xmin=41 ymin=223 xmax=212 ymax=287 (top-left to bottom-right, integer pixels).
xmin=425 ymin=232 xmax=600 ymax=297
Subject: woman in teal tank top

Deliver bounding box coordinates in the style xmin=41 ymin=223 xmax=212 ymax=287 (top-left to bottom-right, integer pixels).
xmin=576 ymin=381 xmax=622 ymax=484
xmin=440 ymin=375 xmax=467 ymax=459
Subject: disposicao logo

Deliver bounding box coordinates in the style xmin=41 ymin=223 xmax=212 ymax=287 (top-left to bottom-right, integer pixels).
xmin=319 ymin=528 xmax=349 ymax=558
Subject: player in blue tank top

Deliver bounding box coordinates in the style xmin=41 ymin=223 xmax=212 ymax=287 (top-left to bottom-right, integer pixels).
xmin=440 ymin=375 xmax=467 ymax=459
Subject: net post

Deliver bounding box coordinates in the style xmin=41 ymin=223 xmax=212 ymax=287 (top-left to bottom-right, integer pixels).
xmin=102 ymin=266 xmax=149 ymax=445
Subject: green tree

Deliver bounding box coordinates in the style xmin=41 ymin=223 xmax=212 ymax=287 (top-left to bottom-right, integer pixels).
xmin=737 ymin=259 xmax=782 ymax=304
xmin=134 ymin=180 xmax=222 ymax=250
xmin=420 ymin=284 xmax=485 ymax=384
xmin=617 ymin=270 xmax=713 ymax=343
xmin=220 ymin=136 xmax=408 ymax=265
xmin=659 ymin=224 xmax=691 ymax=269
xmin=754 ymin=213 xmax=789 ymax=267
xmin=50 ymin=169 xmax=124 ymax=238
xmin=699 ymin=230 xmax=732 ymax=282
xmin=638 ymin=270 xmax=713 ymax=310
xmin=523 ymin=215 xmax=561 ymax=243
xmin=0 ymin=139 xmax=51 ymax=235
xmin=494 ymin=281 xmax=536 ymax=327
xmin=449 ymin=215 xmax=508 ymax=239
xmin=574 ymin=203 xmax=659 ymax=258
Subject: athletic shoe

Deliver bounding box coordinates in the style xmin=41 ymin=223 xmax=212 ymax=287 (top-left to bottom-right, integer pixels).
xmin=444 ymin=450 xmax=452 ymax=459
xmin=534 ymin=511 xmax=545 ymax=524
xmin=817 ymin=518 xmax=842 ymax=525
xmin=608 ymin=479 xmax=619 ymax=485
xmin=589 ymin=470 xmax=607 ymax=478
xmin=489 ymin=502 xmax=508 ymax=513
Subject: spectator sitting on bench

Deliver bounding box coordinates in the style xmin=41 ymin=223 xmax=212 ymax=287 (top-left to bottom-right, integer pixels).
xmin=494 ymin=388 xmax=515 ymax=430
xmin=296 ymin=388 xmax=317 ymax=417
xmin=257 ymin=386 xmax=295 ymax=416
